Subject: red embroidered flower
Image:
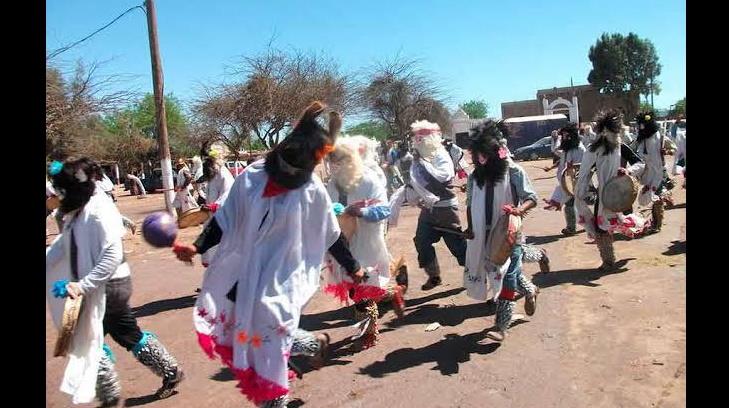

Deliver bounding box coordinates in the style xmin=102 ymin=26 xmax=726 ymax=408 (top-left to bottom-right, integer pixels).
xmin=237 ymin=331 xmax=248 ymax=344
xmin=219 ymin=312 xmax=226 ymax=323
xmin=197 ymin=308 xmax=208 ymax=318
xmin=250 ymin=334 xmax=263 ymax=348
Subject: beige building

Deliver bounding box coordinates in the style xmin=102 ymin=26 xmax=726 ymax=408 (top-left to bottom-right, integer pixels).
xmin=501 ymin=84 xmax=639 ymax=124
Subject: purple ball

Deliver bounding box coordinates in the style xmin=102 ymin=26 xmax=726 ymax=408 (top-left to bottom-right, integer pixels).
xmin=142 ymin=211 xmax=178 ymax=248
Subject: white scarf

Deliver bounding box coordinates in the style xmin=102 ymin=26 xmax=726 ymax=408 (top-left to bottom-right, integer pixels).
xmin=464 ymin=171 xmax=514 ymax=301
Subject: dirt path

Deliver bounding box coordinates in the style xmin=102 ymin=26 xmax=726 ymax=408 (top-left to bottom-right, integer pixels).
xmin=46 ymin=160 xmax=685 ymax=407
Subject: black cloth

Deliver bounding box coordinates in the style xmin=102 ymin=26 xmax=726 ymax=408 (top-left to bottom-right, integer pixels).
xmin=70 ymin=229 xmax=79 ymax=281
xmin=620 ymin=143 xmax=642 ymax=166
xmin=328 ymin=233 xmax=360 ymax=275
xmin=193 ymin=217 xmax=223 ymax=254
xmin=484 ymin=184 xmax=495 ymax=231
xmin=104 ymin=277 xmax=143 ymax=351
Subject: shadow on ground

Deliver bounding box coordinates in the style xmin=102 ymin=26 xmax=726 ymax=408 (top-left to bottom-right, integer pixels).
xmin=132 ymin=295 xmax=197 ymax=318
xmin=532 ymin=258 xmax=634 ymax=289
xmin=663 ymin=240 xmax=686 ymax=256
xmin=358 ymin=330 xmax=501 ymax=377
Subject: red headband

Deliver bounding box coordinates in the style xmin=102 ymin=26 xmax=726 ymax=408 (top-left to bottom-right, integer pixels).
xmin=413 ymin=128 xmax=440 ymax=136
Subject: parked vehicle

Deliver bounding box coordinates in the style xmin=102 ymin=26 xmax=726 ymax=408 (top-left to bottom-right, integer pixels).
xmin=512 ymin=136 xmax=555 ymax=161
xmin=141 ymin=168 xmax=164 ymax=192
xmin=503 ymin=114 xmax=569 ymax=150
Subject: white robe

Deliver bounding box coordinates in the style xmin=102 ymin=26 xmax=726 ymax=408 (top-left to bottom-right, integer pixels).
xmin=46 ymin=189 xmax=127 ymax=404
xmin=575 ymin=145 xmax=646 ymax=238
xmin=365 ymin=161 xmax=387 ymax=188
xmin=673 ymin=130 xmax=686 ymax=175
xmin=463 ymin=171 xmax=516 ymax=302
xmin=201 ymin=166 xmax=236 ymax=266
xmin=554 ymin=144 xmax=585 ymax=199
xmin=173 ymin=167 xmax=198 ymax=211
xmin=193 ymin=160 xmax=339 ymax=403
xmin=633 ymin=131 xmax=665 ymax=206
xmin=324 ymin=168 xmax=391 ymax=302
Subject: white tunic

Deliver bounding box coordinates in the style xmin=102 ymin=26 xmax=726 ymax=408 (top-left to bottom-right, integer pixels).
xmin=200 ymin=166 xmax=236 ymax=265
xmin=633 ymin=131 xmax=664 ymax=205
xmin=324 ymin=168 xmax=391 ymax=302
xmin=575 ymin=145 xmax=646 ymax=238
xmin=46 ymin=189 xmax=128 ymax=404
xmin=173 ymin=167 xmax=198 ymax=211
xmin=193 ymin=160 xmax=340 ymax=402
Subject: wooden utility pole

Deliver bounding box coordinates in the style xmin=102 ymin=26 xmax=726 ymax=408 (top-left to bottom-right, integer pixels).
xmin=144 ymin=0 xmax=176 ymax=216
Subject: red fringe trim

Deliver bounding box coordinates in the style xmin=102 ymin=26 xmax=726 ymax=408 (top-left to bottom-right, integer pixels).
xmin=323 ymin=282 xmax=387 ymax=303
xmin=196 ymin=332 xmax=291 ymax=404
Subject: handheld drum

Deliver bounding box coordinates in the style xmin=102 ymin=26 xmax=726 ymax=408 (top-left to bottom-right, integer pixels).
xmin=486 ymin=213 xmax=522 ymax=266
xmin=177 ymin=208 xmax=210 ymax=229
xmin=601 ymin=174 xmax=640 ymax=213
xmin=53 ymin=295 xmax=83 ymax=357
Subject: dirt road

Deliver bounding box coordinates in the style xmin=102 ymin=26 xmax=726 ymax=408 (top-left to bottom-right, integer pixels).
xmin=46 ymin=159 xmax=686 ymax=407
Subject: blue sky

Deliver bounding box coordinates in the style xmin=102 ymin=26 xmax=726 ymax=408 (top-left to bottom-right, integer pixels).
xmin=47 ymin=0 xmax=685 ymax=120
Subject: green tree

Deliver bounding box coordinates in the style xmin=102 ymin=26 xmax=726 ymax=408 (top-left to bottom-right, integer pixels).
xmin=670 ymin=97 xmax=686 ymax=118
xmin=639 ymin=102 xmax=653 ymax=113
xmin=459 ymin=100 xmax=489 ymax=119
xmin=345 ymin=120 xmax=391 ymax=141
xmin=587 ymin=32 xmax=661 ymax=114
xmin=105 ymin=93 xmax=196 ymax=157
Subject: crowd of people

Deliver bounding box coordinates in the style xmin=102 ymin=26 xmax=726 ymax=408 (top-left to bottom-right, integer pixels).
xmin=46 ymin=100 xmax=685 ymax=407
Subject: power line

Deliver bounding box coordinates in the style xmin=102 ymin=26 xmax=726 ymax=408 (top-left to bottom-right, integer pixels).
xmin=47 ymin=4 xmax=146 ymax=61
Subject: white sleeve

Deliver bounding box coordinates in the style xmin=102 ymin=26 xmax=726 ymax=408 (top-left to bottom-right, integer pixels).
xmin=214 ymin=175 xmax=244 ymax=234
xmin=214 ymin=172 xmax=236 ymax=206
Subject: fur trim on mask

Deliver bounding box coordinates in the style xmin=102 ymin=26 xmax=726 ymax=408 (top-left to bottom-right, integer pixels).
xmin=635 ymin=111 xmax=659 ymax=142
xmin=590 ymin=110 xmax=622 ymax=154
xmin=329 ymin=140 xmax=364 ymax=193
xmin=341 ymin=134 xmax=379 ymax=165
xmin=558 ymin=123 xmax=580 ymax=152
xmin=468 ymin=119 xmax=509 ymax=187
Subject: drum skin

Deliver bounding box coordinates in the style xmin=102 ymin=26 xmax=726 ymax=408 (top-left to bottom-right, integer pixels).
xmin=54 ymin=295 xmax=83 ymax=357
xmin=601 ymin=174 xmax=640 ymax=212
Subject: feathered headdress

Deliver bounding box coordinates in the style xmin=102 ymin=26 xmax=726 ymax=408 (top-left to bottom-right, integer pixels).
xmin=590 ymin=110 xmax=622 ymax=154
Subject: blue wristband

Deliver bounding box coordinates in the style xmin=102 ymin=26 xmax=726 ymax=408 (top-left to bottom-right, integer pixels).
xmin=52 ymin=279 xmax=69 ymax=298
xmin=333 ymin=202 xmax=345 ymax=216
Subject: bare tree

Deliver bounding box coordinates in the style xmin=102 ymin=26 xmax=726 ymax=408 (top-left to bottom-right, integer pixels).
xmin=46 ymin=60 xmax=136 ymax=159
xmin=357 ymin=56 xmax=450 ymax=140
xmin=193 ymin=48 xmax=353 ymax=150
